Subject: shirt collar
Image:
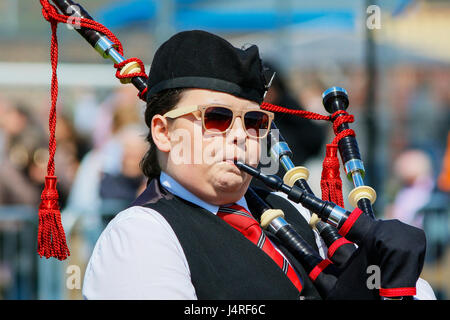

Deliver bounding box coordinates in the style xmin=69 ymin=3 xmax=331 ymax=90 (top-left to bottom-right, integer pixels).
xmin=159 ymin=171 xmax=249 ymax=215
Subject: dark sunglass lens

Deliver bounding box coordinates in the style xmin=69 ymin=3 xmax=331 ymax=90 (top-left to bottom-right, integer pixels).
xmin=244 ymin=111 xmax=269 ymax=137
xmin=204 ymin=107 xmax=233 ymax=132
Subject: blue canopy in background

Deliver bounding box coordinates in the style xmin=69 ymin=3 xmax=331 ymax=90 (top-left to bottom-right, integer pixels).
xmin=94 ymin=0 xmax=413 ymax=32
xmin=91 ymin=0 xmax=431 ymax=68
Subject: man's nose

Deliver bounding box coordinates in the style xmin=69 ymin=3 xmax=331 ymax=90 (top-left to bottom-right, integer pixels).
xmin=227 ymin=116 xmax=247 ymax=144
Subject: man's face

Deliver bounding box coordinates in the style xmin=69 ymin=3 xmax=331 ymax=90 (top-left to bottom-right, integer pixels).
xmin=154 ymin=89 xmax=262 ymax=205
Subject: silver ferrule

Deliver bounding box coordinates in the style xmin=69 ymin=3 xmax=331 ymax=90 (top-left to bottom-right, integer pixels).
xmin=270 ymin=142 xmax=293 ymax=171
xmin=280 ymin=155 xmax=295 ymax=171
xmin=94 ymin=36 xmax=125 ymax=64
xmin=344 ymin=159 xmax=365 ymax=176
xmin=327 ymin=205 xmax=349 ymax=228
xmin=270 ymin=142 xmax=290 ymax=159
xmin=351 ymin=171 xmax=365 ymax=188
xmin=267 ymin=216 xmax=289 ymax=234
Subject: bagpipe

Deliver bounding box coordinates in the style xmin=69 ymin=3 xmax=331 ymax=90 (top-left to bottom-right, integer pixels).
xmin=38 ymin=0 xmax=427 ymax=300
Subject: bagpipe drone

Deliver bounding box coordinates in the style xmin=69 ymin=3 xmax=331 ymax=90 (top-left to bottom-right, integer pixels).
xmin=37 ymin=0 xmax=427 ymax=300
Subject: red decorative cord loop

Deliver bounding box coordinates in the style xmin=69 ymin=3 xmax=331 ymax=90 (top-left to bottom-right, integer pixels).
xmin=261 ymin=101 xmax=357 ymax=206
xmin=260 ymin=102 xmax=356 ymax=146
xmin=330 ymin=110 xmax=354 ymax=134
xmin=330 ymin=111 xmax=355 ymax=145
xmin=114 ymin=57 xmax=148 ymax=80
xmin=260 ymin=102 xmax=331 ymax=121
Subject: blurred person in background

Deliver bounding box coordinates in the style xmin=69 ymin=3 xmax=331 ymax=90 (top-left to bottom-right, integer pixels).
xmin=385 ymin=149 xmax=434 ymax=229
xmin=0 ymin=98 xmax=48 ymax=298
xmin=96 ymin=87 xmax=146 ymax=209
xmin=254 ymin=63 xmax=328 ymax=194
xmin=65 ymin=87 xmax=146 ymax=242
xmin=423 ymin=131 xmax=450 ymax=264
xmin=263 ymin=62 xmax=327 ymax=168
xmin=411 ymin=134 xmax=450 ymax=300
xmin=437 ymin=132 xmax=450 ymax=193
xmin=92 ymin=86 xmax=144 ymax=150
xmin=388 ymin=66 xmax=449 ymax=173
xmin=98 ymin=124 xmax=148 ymax=208
xmin=0 ymin=100 xmax=47 ymax=205
xmin=55 ymin=113 xmax=90 ymax=208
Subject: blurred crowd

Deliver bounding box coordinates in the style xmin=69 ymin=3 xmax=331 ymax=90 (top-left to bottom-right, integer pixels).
xmin=0 ymin=63 xmax=449 ymax=299
xmin=0 ymin=85 xmax=148 ymax=299
xmin=0 ymin=85 xmax=148 ymax=211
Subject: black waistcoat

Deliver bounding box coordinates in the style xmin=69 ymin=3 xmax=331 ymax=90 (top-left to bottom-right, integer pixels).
xmin=132 ymin=179 xmax=322 ymax=300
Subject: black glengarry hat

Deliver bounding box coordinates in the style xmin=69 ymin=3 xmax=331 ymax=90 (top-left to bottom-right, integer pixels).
xmin=147 ymin=30 xmax=269 ymax=104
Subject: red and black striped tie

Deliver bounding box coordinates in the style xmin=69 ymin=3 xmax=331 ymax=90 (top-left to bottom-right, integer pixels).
xmin=217 ymin=203 xmax=303 ymax=293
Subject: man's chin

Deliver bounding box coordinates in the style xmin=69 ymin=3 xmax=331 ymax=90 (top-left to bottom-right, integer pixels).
xmin=214 ymin=171 xmax=249 ymax=194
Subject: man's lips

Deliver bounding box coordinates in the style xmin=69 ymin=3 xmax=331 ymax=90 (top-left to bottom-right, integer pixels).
xmin=222 ymin=158 xmax=246 ymax=172
xmin=223 ymin=157 xmax=245 ymax=164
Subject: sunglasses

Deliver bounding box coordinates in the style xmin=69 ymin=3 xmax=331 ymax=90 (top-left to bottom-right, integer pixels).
xmin=163 ymin=104 xmax=274 ymax=139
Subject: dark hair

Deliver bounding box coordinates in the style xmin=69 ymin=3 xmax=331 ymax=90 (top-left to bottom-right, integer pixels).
xmin=140 ymin=89 xmax=185 ymax=180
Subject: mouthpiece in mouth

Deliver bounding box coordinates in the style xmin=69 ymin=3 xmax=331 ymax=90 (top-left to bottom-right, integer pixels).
xmin=233 ymin=161 xmax=287 ymax=192
xmin=234 ymin=160 xmax=244 ymax=168
xmin=234 ymin=160 xmax=259 ymax=177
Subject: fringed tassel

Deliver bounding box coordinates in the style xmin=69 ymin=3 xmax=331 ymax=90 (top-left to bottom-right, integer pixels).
xmin=38 ymin=4 xmax=70 ymax=261
xmin=37 ymin=176 xmax=70 ymax=260
xmin=320 ymin=144 xmax=344 ymax=207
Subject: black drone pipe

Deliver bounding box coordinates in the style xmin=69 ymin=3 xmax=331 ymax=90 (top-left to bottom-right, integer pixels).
xmin=322 ymin=87 xmax=375 ymax=219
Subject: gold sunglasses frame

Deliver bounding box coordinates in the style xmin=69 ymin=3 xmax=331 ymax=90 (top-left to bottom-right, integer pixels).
xmin=163 ymin=105 xmax=274 ymax=139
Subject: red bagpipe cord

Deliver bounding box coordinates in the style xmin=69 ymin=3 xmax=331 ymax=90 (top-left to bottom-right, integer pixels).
xmin=260 ymin=103 xmax=355 ymax=205
xmin=320 ymin=111 xmax=355 ymax=206
xmin=38 ymin=0 xmax=147 ymax=260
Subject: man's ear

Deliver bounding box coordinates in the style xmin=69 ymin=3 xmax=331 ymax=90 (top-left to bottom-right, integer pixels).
xmin=151 ymin=115 xmax=171 ymax=153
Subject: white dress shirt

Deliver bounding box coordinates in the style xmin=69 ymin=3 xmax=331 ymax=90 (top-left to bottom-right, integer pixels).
xmin=82 ymin=172 xmax=436 ymax=300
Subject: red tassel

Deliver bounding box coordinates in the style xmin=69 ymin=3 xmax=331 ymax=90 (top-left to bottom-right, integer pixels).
xmin=320 ymin=144 xmax=344 ymax=207
xmin=38 ymin=2 xmax=71 ymax=260
xmin=37 ymin=176 xmax=70 ymax=260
